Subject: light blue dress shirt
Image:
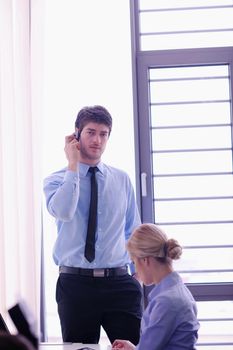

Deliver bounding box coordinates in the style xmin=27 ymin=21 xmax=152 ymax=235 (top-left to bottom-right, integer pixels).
xmin=43 ymin=161 xmax=141 ymax=269
xmin=136 ymin=272 xmax=200 ymax=350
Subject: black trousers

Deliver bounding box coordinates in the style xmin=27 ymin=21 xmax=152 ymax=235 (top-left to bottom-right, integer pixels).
xmin=56 ymin=273 xmax=142 ymax=344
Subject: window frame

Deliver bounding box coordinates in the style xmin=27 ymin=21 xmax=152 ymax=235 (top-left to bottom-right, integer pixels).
xmin=130 ymin=0 xmax=233 ymax=304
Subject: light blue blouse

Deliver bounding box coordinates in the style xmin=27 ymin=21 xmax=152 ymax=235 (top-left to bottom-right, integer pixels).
xmin=136 ymin=271 xmax=200 ymax=350
xmin=43 ymin=161 xmax=141 ymax=269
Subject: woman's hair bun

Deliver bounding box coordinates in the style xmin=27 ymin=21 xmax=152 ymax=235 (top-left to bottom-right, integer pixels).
xmin=166 ymin=239 xmax=182 ymax=260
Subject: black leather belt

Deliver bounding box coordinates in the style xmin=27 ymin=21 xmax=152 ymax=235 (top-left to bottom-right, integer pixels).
xmin=59 ymin=265 xmax=128 ymax=277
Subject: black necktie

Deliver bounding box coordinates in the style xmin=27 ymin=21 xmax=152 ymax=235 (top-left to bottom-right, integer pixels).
xmin=84 ymin=167 xmax=98 ymax=262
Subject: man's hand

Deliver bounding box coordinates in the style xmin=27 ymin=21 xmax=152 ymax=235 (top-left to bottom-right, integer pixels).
xmin=112 ymin=339 xmax=135 ymax=350
xmin=64 ymin=133 xmax=80 ymax=171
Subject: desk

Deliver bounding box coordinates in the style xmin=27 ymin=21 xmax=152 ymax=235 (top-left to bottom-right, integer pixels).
xmin=39 ymin=343 xmax=112 ymax=350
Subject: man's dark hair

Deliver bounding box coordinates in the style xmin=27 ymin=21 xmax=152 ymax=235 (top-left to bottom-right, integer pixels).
xmin=75 ymin=105 xmax=112 ymax=135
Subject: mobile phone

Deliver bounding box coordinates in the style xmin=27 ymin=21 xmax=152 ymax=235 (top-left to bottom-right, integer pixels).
xmin=75 ymin=130 xmax=81 ymax=141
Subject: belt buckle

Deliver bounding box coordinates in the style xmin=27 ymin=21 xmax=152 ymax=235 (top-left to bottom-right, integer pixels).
xmin=93 ymin=269 xmax=105 ymax=277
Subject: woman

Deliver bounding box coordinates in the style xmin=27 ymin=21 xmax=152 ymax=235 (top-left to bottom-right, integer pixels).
xmin=112 ymin=223 xmax=200 ymax=350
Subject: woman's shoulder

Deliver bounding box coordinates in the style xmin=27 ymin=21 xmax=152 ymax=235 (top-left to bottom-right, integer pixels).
xmin=151 ymin=281 xmax=194 ymax=311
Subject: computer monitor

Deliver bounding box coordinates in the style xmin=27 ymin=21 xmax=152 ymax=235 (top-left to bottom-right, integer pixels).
xmin=8 ymin=303 xmax=38 ymax=349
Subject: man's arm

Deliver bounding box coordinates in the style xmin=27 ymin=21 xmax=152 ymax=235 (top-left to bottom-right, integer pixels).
xmin=125 ymin=176 xmax=141 ymax=275
xmin=43 ymin=133 xmax=80 ymax=221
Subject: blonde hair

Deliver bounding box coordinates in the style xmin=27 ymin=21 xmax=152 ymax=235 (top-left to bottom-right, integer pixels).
xmin=127 ymin=223 xmax=182 ymax=262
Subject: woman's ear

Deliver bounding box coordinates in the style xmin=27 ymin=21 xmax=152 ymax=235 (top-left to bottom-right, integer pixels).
xmin=146 ymin=256 xmax=157 ymax=267
xmin=143 ymin=257 xmax=150 ymax=266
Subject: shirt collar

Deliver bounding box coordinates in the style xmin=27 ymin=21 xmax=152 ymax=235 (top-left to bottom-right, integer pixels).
xmin=79 ymin=161 xmax=104 ymax=176
xmin=148 ymin=271 xmax=182 ymax=300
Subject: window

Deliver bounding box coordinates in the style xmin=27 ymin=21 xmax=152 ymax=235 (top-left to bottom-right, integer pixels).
xmin=130 ymin=0 xmax=233 ymax=346
xmin=138 ymin=0 xmax=233 ymax=50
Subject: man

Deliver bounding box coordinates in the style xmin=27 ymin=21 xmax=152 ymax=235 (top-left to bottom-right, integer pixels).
xmin=43 ymin=105 xmax=142 ymax=345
